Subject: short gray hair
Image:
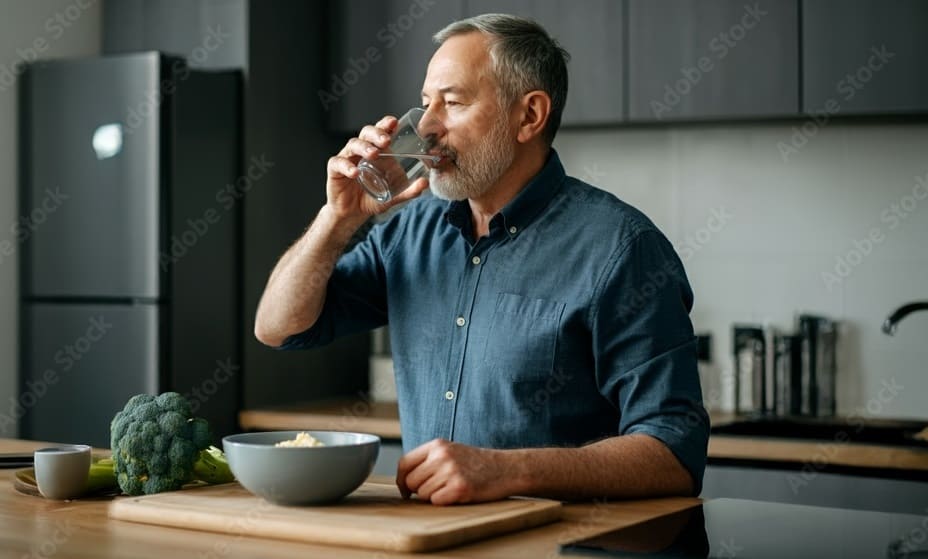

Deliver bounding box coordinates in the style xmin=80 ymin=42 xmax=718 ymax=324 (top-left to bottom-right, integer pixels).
xmin=433 ymin=13 xmax=570 ymax=146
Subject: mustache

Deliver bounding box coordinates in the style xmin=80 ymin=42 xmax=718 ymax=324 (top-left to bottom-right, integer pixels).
xmin=427 ymin=143 xmax=457 ymax=164
xmin=437 ymin=145 xmax=457 ymax=161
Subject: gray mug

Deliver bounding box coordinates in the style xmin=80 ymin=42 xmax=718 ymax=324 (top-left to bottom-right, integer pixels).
xmin=34 ymin=445 xmax=91 ymax=500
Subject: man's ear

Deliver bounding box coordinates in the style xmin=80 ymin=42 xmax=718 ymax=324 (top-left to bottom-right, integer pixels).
xmin=515 ymin=90 xmax=552 ymax=144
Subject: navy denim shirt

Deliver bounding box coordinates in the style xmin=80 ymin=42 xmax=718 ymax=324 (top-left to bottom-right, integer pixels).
xmin=279 ymin=150 xmax=710 ymax=492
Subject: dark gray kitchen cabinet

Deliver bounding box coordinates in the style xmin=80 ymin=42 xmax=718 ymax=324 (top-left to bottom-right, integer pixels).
xmin=704 ymin=465 xmax=928 ymax=516
xmin=802 ymin=0 xmax=928 ymax=115
xmin=326 ymin=0 xmax=465 ymax=133
xmin=463 ymin=0 xmax=625 ymax=126
xmin=628 ymin=0 xmax=799 ymax=121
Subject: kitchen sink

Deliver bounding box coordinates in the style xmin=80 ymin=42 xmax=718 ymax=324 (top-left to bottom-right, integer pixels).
xmin=711 ymin=416 xmax=928 ymax=448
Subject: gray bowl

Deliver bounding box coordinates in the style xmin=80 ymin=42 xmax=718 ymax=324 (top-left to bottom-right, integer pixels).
xmin=223 ymin=431 xmax=380 ymax=505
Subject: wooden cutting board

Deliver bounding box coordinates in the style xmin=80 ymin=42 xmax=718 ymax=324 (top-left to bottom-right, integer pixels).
xmin=108 ymin=481 xmax=562 ymax=553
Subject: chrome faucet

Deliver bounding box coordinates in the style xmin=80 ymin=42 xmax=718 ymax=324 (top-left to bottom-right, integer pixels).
xmin=882 ymin=301 xmax=928 ymax=335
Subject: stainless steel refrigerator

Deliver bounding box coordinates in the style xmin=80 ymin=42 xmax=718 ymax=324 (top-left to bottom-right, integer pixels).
xmin=19 ymin=52 xmax=241 ymax=447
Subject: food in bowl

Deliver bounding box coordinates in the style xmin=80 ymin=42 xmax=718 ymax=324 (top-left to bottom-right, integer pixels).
xmin=275 ymin=432 xmax=325 ymax=448
xmin=222 ymin=430 xmax=380 ymax=505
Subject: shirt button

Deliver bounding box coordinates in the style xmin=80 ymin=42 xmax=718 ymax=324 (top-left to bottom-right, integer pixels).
xmin=455 ymin=316 xmax=466 ymax=327
xmin=445 ymin=390 xmax=455 ymax=400
xmin=471 ymin=256 xmax=481 ymax=265
xmin=509 ymin=226 xmax=518 ymax=234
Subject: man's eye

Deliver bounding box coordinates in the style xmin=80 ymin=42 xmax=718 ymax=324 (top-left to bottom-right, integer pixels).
xmin=446 ymin=101 xmax=460 ymax=107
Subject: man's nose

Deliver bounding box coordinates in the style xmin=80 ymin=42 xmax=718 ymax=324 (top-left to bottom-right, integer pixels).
xmin=417 ymin=108 xmax=447 ymax=145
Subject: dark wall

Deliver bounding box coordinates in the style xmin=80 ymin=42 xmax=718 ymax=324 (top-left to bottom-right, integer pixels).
xmin=243 ymin=1 xmax=369 ymax=408
xmin=103 ymin=0 xmax=368 ymax=413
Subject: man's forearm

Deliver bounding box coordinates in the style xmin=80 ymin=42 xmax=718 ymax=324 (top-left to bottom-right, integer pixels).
xmin=505 ymin=434 xmax=695 ymax=500
xmin=254 ymin=205 xmax=367 ymax=347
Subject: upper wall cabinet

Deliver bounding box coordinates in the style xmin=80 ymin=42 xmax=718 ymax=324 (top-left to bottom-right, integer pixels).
xmin=463 ymin=0 xmax=625 ymax=126
xmin=627 ymin=0 xmax=799 ymax=121
xmin=326 ymin=0 xmax=464 ymax=133
xmin=802 ymin=0 xmax=928 ymax=115
xmin=327 ymin=0 xmax=924 ymax=131
xmin=327 ymin=0 xmax=624 ymax=132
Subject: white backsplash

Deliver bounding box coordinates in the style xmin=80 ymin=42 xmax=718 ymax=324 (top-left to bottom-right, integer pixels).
xmin=554 ymin=121 xmax=928 ymax=419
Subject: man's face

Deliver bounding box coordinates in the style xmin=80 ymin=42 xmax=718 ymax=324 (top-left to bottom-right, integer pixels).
xmin=421 ymin=32 xmax=516 ymax=201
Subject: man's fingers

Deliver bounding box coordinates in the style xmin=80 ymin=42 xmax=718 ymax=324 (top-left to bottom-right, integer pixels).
xmin=395 ymin=464 xmax=410 ymax=499
xmin=359 ymin=125 xmax=392 ymax=148
xmin=327 ymin=155 xmax=358 ymax=179
xmin=403 ymin=455 xmax=443 ymax=495
xmin=413 ymin=471 xmax=447 ymax=503
xmin=396 ymin=440 xmax=433 ymax=498
xmin=343 ymin=137 xmax=380 ymax=160
xmin=339 ymin=117 xmax=396 ymax=159
xmin=398 ymin=440 xmax=434 ymax=471
xmin=429 ymin=484 xmax=465 ymax=506
xmin=375 ymin=115 xmax=398 ymax=132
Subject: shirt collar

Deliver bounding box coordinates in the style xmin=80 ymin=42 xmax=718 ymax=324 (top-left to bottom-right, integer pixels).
xmin=444 ymin=149 xmax=566 ymax=238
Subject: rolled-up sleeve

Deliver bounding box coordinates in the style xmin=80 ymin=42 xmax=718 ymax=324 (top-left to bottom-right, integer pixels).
xmin=590 ymin=229 xmax=710 ymax=494
xmin=276 ymin=222 xmax=390 ymax=351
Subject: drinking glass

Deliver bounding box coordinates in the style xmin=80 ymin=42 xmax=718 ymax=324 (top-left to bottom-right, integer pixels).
xmin=356 ymin=107 xmax=441 ymax=202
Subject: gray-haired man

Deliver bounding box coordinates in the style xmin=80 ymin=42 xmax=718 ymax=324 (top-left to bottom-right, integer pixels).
xmin=255 ymin=14 xmax=709 ymax=505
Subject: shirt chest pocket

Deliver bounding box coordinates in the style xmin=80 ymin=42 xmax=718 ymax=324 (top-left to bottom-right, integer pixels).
xmin=482 ymin=293 xmax=566 ymax=382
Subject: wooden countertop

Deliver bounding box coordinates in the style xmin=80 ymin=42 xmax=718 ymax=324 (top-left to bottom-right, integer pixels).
xmin=240 ymin=398 xmax=402 ymax=439
xmin=240 ymin=400 xmax=928 ymax=474
xmin=1 ymin=438 xmax=699 ymax=558
xmin=707 ymin=435 xmax=928 ymax=472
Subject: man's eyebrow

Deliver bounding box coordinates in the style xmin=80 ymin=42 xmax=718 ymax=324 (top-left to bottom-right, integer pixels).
xmin=421 ymin=86 xmax=467 ymax=97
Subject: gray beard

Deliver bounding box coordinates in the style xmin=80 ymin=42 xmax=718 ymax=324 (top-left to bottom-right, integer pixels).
xmin=429 ymin=119 xmax=515 ymax=202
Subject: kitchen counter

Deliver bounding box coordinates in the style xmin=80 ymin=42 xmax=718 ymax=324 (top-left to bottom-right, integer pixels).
xmin=240 ymin=400 xmax=928 ymax=475
xmin=2 ymin=438 xmax=699 ymax=558
xmin=240 ymin=398 xmax=402 ymax=439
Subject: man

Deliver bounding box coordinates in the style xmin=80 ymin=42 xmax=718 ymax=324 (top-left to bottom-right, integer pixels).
xmin=255 ymin=14 xmax=709 ymax=505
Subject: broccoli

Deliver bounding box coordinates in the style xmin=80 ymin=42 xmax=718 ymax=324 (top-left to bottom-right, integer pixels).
xmin=110 ymin=392 xmax=234 ymax=495
xmin=85 ymin=456 xmax=117 ymax=494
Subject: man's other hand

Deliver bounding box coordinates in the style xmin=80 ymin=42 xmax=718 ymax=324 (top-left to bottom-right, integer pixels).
xmin=395 ymin=439 xmax=520 ymax=505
